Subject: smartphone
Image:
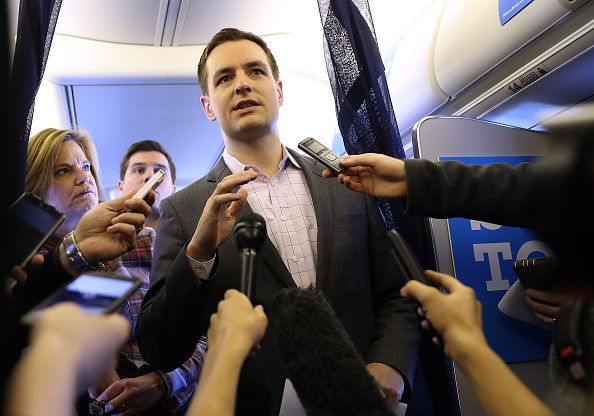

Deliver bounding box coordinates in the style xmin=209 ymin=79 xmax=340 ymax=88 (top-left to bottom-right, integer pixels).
xmin=133 ymin=169 xmax=165 ymax=200
xmin=512 ymin=256 xmax=558 ymax=291
xmin=6 ymin=192 xmax=65 ymax=271
xmin=21 ymin=272 xmax=141 ymax=325
xmin=387 ymin=229 xmax=429 ymax=285
xmin=298 ymin=137 xmax=344 ymax=174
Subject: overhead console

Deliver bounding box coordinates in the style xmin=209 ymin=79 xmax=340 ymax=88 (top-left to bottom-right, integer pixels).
xmin=388 ymin=0 xmax=594 ymax=138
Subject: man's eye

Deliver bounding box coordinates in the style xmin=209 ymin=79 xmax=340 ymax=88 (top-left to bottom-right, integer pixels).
xmin=251 ymin=68 xmax=264 ymax=76
xmin=217 ymin=75 xmax=232 ymax=85
xmin=133 ymin=167 xmax=145 ymax=174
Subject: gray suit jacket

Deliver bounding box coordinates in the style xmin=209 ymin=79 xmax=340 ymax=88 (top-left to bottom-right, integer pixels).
xmin=137 ymin=149 xmax=419 ymax=415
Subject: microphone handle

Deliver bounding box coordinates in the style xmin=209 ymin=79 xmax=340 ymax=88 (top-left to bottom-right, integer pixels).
xmin=240 ymin=247 xmax=257 ymax=299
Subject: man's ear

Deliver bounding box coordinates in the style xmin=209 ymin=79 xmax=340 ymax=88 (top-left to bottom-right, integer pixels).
xmin=277 ymin=80 xmax=284 ymax=107
xmin=200 ymin=96 xmax=217 ymax=121
xmin=118 ymin=180 xmax=124 ymax=193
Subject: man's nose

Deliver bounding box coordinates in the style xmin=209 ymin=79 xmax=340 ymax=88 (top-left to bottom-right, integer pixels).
xmin=234 ymin=73 xmax=252 ymax=95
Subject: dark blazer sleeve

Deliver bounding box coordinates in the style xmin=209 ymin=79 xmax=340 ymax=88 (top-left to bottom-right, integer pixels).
xmin=362 ymin=194 xmax=419 ymax=398
xmin=136 ymin=194 xmax=213 ymax=372
xmin=404 ymin=158 xmax=535 ymax=227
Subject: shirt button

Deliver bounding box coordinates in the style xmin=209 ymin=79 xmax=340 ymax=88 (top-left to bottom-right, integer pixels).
xmin=292 ymin=255 xmax=299 ymax=262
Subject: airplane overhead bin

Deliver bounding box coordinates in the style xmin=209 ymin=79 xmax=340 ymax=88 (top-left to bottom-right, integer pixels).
xmin=388 ymin=0 xmax=594 ymax=137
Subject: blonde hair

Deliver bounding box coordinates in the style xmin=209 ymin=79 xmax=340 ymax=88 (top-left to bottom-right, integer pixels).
xmin=26 ymin=128 xmax=104 ymax=201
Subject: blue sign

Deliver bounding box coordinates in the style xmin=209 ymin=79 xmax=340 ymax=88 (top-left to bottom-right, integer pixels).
xmin=440 ymin=156 xmax=551 ymax=363
xmin=499 ymin=0 xmax=534 ymax=25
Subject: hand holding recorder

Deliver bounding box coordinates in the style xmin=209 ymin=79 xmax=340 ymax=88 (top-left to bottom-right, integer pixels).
xmin=322 ymin=152 xmax=408 ymax=199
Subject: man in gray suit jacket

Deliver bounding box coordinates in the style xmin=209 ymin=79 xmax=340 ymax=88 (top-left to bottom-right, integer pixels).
xmin=136 ymin=28 xmax=419 ymax=415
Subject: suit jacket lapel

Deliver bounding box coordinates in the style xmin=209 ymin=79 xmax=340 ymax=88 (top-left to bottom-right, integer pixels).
xmin=289 ymin=149 xmax=333 ymax=290
xmin=209 ymin=157 xmax=296 ymax=289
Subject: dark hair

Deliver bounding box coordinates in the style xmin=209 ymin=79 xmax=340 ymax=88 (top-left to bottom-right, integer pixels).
xmin=119 ymin=140 xmax=176 ymax=184
xmin=197 ymin=28 xmax=280 ymax=95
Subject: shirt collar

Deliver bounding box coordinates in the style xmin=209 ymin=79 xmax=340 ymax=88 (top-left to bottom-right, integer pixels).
xmin=222 ymin=146 xmax=301 ymax=174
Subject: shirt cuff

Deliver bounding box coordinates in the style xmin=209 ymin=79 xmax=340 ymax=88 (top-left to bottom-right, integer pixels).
xmin=186 ymin=251 xmax=216 ymax=280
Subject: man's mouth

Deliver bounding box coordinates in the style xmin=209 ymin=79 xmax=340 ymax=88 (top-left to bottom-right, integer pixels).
xmin=234 ymin=100 xmax=258 ymax=110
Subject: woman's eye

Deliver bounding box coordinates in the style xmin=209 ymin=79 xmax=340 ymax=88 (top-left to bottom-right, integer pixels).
xmin=55 ymin=168 xmax=69 ymax=176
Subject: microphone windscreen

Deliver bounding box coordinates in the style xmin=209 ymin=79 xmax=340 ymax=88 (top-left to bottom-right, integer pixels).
xmin=234 ymin=212 xmax=267 ymax=251
xmin=271 ymin=287 xmax=392 ymax=416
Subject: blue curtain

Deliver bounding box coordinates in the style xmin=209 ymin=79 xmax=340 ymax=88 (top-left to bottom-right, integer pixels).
xmin=2 ymin=0 xmax=62 ymax=276
xmin=317 ymin=0 xmax=404 ymax=231
xmin=7 ymin=0 xmax=62 ymax=204
xmin=316 ymin=1 xmax=460 ymax=414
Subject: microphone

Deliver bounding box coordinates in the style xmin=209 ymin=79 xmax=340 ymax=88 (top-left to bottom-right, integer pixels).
xmin=233 ymin=213 xmax=267 ymax=299
xmin=271 ymin=287 xmax=392 ymax=416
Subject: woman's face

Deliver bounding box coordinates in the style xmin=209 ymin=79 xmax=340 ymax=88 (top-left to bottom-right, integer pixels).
xmin=44 ymin=140 xmax=98 ymax=217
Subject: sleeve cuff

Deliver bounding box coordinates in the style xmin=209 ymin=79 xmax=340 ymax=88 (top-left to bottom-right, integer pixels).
xmin=185 ymin=251 xmax=216 ymax=280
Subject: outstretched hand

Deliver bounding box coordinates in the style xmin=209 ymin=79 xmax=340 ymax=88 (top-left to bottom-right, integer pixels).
xmin=72 ymin=189 xmax=153 ymax=265
xmin=322 ymin=153 xmax=408 ymax=198
xmin=400 ymin=270 xmax=486 ymax=360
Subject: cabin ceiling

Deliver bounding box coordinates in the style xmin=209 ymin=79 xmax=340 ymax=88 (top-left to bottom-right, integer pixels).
xmin=32 ymin=0 xmax=336 ymax=192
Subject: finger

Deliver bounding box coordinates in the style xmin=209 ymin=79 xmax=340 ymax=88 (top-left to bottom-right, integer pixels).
xmin=97 ymin=382 xmax=124 ymax=402
xmin=104 ymin=390 xmax=130 ymax=414
xmin=339 ymin=153 xmax=377 ymax=168
xmin=524 ymin=296 xmax=560 ymax=318
xmin=425 ymin=270 xmax=467 ymax=293
xmin=215 ymin=171 xmax=257 ymax=195
xmin=420 ymin=320 xmax=432 ymax=331
xmin=400 ymin=280 xmax=437 ymax=304
xmin=322 ymin=168 xmax=336 ymax=178
xmin=110 ymin=212 xmax=146 ymax=229
xmin=209 ymin=193 xmax=244 ymax=211
xmin=533 ymin=311 xmax=556 ymax=324
xmin=123 ymin=197 xmax=152 ymax=215
xmin=105 ymin=223 xmax=137 ymax=249
xmin=224 ymin=288 xmax=242 ymax=299
xmin=226 ymin=189 xmax=248 ymax=217
xmin=9 ymin=266 xmax=27 ymax=284
xmin=30 ymin=253 xmax=45 ymax=267
xmin=524 ymin=288 xmax=567 ymax=305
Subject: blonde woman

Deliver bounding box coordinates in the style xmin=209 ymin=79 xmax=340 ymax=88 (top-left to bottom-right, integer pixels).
xmin=26 ymin=128 xmax=205 ymax=416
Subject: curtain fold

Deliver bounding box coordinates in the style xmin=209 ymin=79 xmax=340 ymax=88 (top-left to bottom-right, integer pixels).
xmin=7 ymin=0 xmax=62 ymax=204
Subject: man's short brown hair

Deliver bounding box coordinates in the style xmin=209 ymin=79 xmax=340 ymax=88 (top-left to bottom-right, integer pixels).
xmin=197 ymin=28 xmax=280 ymax=95
xmin=119 ymin=140 xmax=176 ymax=184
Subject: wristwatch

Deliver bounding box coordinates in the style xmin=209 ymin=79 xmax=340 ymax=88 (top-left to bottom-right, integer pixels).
xmin=63 ymin=231 xmax=101 ymax=272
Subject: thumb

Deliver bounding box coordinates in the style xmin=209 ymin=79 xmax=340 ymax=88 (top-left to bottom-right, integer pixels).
xmin=339 ymin=153 xmax=377 ymax=168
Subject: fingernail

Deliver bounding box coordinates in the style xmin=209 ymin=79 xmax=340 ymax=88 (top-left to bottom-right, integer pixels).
xmin=104 ymin=405 xmax=113 ymax=413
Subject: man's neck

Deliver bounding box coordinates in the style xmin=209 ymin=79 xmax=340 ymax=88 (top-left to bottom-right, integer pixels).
xmin=224 ymin=133 xmax=284 ymax=179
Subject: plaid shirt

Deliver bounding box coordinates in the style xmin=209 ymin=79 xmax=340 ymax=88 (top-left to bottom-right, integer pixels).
xmin=110 ymin=227 xmax=207 ymax=414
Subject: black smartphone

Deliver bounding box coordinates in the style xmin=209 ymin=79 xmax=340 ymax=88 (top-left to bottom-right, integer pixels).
xmin=512 ymin=256 xmax=558 ymax=291
xmin=21 ymin=272 xmax=141 ymax=325
xmin=7 ymin=192 xmax=65 ymax=271
xmin=298 ymin=137 xmax=344 ymax=174
xmin=387 ymin=229 xmax=429 ymax=285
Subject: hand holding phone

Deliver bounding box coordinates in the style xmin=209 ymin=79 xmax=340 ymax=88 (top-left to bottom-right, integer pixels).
xmin=388 ymin=230 xmax=444 ymax=345
xmin=298 ymin=137 xmax=344 ymax=175
xmin=21 ymin=272 xmax=141 ymax=325
xmin=6 ymin=193 xmax=64 ymax=273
